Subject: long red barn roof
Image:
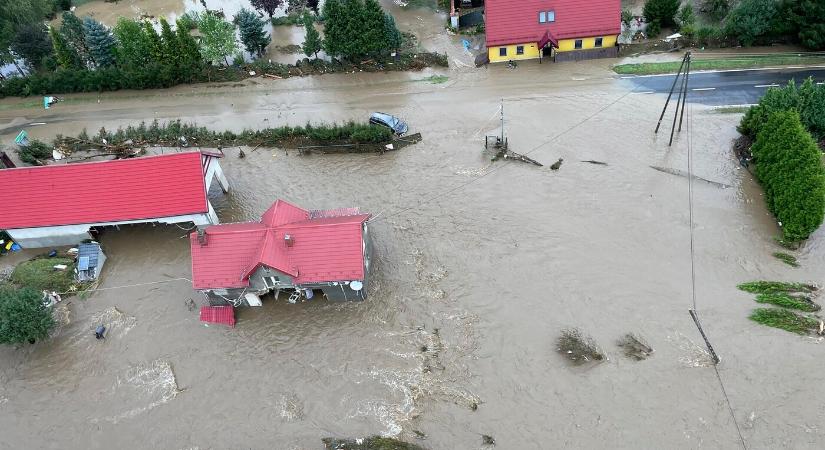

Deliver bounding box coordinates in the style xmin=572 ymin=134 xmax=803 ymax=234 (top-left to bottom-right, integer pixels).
xmin=190 ymin=200 xmax=370 ymax=290
xmin=485 ymin=0 xmax=621 ymax=47
xmin=0 ymin=152 xmax=209 ymax=230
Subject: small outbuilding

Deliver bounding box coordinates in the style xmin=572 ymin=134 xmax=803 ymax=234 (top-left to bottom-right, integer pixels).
xmin=75 ymin=242 xmax=106 ymax=282
xmin=190 ymin=199 xmax=373 ymax=306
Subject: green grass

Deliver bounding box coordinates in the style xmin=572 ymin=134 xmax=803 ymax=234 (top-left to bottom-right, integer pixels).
xmin=11 ymin=257 xmax=76 ymax=292
xmin=413 ymin=74 xmax=449 ymax=84
xmin=749 ymin=308 xmax=820 ymax=334
xmin=737 ymin=281 xmax=817 ymax=295
xmin=613 ymin=56 xmax=825 ymax=75
xmin=715 ymin=106 xmax=751 ymax=114
xmin=755 ymin=293 xmax=820 ymax=312
xmin=773 ymin=252 xmax=799 ymax=267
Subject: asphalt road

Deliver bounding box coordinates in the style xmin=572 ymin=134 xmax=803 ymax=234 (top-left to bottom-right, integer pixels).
xmin=621 ymin=67 xmax=825 ymax=106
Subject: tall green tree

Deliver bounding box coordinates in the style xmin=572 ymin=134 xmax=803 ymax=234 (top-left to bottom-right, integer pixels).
xmin=198 ymin=12 xmax=238 ymax=65
xmin=176 ymin=19 xmax=203 ymax=69
xmin=340 ymin=0 xmax=364 ymax=58
xmin=11 ymin=23 xmax=53 ymax=70
xmin=61 ymin=11 xmax=91 ymax=65
xmin=250 ymin=0 xmax=283 ymax=18
xmin=234 ymin=8 xmax=270 ymax=57
xmin=159 ymin=17 xmax=182 ymax=61
xmin=643 ymin=0 xmax=679 ymax=28
xmin=783 ymin=0 xmax=825 ymax=50
xmin=50 ymin=25 xmax=81 ymax=69
xmin=113 ymin=18 xmax=152 ymax=68
xmin=321 ymin=0 xmax=345 ymax=57
xmin=1 ymin=1 xmax=54 ymax=73
xmin=301 ymin=12 xmax=321 ymax=58
xmin=724 ymin=0 xmax=779 ymax=47
xmin=702 ymin=0 xmax=730 ymax=21
xmin=0 ymin=286 xmax=55 ymax=345
xmin=83 ymin=17 xmax=116 ymax=67
xmin=383 ymin=12 xmax=402 ymax=52
xmin=360 ymin=0 xmax=386 ymax=56
xmin=142 ymin=20 xmax=164 ymax=62
xmin=751 ymin=110 xmax=825 ymax=241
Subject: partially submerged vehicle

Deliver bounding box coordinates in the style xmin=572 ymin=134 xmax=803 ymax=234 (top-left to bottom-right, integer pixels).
xmin=369 ymin=112 xmax=408 ymax=135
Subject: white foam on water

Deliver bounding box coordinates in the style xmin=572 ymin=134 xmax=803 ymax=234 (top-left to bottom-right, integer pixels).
xmin=668 ymin=331 xmax=715 ymax=368
xmin=91 ymin=360 xmax=181 ymax=424
xmin=90 ymin=307 xmax=137 ymax=339
xmin=279 ymin=392 xmax=304 ymax=422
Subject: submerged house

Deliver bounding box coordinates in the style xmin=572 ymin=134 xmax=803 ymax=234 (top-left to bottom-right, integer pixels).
xmin=190 ymin=200 xmax=373 ymax=305
xmin=485 ymin=0 xmax=621 ymax=63
xmin=0 ymin=151 xmax=229 ymax=248
xmin=76 ymin=242 xmax=106 ymax=282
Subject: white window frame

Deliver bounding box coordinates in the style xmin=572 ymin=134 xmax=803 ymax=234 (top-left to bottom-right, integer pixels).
xmin=539 ymin=11 xmax=546 ymax=23
xmin=547 ymin=10 xmax=555 ymax=22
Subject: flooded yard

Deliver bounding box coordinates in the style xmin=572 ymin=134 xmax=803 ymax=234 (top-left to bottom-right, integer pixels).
xmin=1 ymin=24 xmax=824 ymax=450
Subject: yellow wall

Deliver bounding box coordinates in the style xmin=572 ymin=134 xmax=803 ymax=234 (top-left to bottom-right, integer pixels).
xmin=488 ymin=43 xmax=540 ymax=63
xmin=556 ymin=35 xmax=618 ymax=52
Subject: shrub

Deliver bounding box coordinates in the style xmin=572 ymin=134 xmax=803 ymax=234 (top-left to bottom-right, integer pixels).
xmin=643 ymin=0 xmax=679 ymax=28
xmin=750 ymin=111 xmax=825 ymax=241
xmin=740 ymin=78 xmax=825 ymax=140
xmin=755 ymin=293 xmax=820 ymax=312
xmin=621 ymin=9 xmax=634 ymax=26
xmin=703 ymin=0 xmax=730 ymax=21
xmin=350 ymin=125 xmax=393 ymax=143
xmin=676 ymin=3 xmax=696 ymax=30
xmin=0 ymin=286 xmax=56 ymax=345
xmin=737 ymin=280 xmax=817 ymax=294
xmin=17 ymin=140 xmax=52 ymax=165
xmin=646 ymin=20 xmax=662 ymax=38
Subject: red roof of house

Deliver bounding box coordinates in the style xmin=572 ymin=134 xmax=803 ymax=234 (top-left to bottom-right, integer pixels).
xmin=485 ymin=0 xmax=621 ymax=47
xmin=190 ymin=200 xmax=370 ymax=290
xmin=200 ymin=306 xmax=236 ymax=327
xmin=0 ymin=152 xmax=210 ymax=230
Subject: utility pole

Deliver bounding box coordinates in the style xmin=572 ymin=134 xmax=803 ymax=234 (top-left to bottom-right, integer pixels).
xmin=654 ymin=51 xmax=692 ymax=145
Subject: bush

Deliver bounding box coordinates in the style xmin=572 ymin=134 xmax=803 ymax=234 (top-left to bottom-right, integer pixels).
xmin=750 ymin=111 xmax=825 ymax=241
xmin=350 ymin=125 xmax=393 ymax=143
xmin=17 ymin=140 xmax=52 ymax=165
xmin=724 ymin=0 xmax=780 ymax=46
xmin=643 ymin=0 xmax=679 ymax=28
xmin=646 ymin=20 xmax=662 ymax=38
xmin=703 ymin=0 xmax=730 ymax=21
xmin=621 ymin=9 xmax=634 ymax=26
xmin=740 ymin=78 xmax=825 ymax=140
xmin=676 ymin=3 xmax=696 ymax=30
xmin=737 ymin=280 xmax=817 ymax=294
xmin=0 ymin=286 xmax=56 ymax=345
xmin=755 ymin=293 xmax=820 ymax=312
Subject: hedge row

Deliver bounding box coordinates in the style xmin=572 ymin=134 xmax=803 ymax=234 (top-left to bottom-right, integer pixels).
xmin=740 ymin=78 xmax=825 ymax=141
xmin=750 ymin=110 xmax=825 ymax=242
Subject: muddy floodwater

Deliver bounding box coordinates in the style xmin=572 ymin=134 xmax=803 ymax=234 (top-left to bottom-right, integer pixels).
xmin=2 ymin=30 xmax=825 ymax=450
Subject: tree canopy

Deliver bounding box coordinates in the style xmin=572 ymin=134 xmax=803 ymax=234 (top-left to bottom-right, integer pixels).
xmin=301 ymin=13 xmax=322 ymax=58
xmin=235 ymin=8 xmax=271 ymax=57
xmin=198 ymin=12 xmax=238 ymax=65
xmin=0 ymin=286 xmax=55 ymax=345
xmin=251 ymin=0 xmax=283 ymax=18
xmin=643 ymin=0 xmax=679 ymax=28
xmin=83 ymin=17 xmax=117 ymax=68
xmin=11 ymin=23 xmax=53 ymax=70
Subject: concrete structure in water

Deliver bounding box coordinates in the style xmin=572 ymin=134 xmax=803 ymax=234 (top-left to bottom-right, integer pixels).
xmin=0 ymin=151 xmax=229 ymax=248
xmin=189 ymin=199 xmax=373 ymax=305
xmin=485 ymin=0 xmax=621 ymax=63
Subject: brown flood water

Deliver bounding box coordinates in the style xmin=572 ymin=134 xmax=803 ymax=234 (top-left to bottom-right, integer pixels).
xmin=2 ymin=11 xmax=825 ymax=450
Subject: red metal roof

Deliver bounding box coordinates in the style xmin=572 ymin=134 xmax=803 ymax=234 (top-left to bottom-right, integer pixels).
xmin=200 ymin=306 xmax=236 ymax=327
xmin=485 ymin=0 xmax=621 ymax=47
xmin=190 ymin=200 xmax=370 ymax=290
xmin=0 ymin=152 xmax=209 ymax=229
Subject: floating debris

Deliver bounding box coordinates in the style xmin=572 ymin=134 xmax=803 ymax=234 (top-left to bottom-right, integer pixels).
xmin=581 ymin=160 xmax=608 ymax=165
xmin=322 ymin=436 xmax=425 ymax=450
xmin=557 ymin=328 xmax=605 ymax=364
xmin=649 ymin=165 xmax=731 ymax=189
xmin=749 ymin=308 xmax=820 ymax=335
xmin=617 ymin=333 xmax=654 ymax=360
xmin=482 ymin=434 xmax=495 ymax=446
xmin=772 ymin=252 xmax=799 ymax=267
xmin=550 ymin=158 xmax=563 ymax=171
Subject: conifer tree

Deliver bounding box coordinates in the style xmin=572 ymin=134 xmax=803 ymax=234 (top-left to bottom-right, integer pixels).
xmin=113 ymin=18 xmax=151 ymax=68
xmin=340 ymin=0 xmax=364 ymax=58
xmin=301 ymin=12 xmax=321 ymax=58
xmin=384 ymin=13 xmax=402 ymax=52
xmin=176 ymin=19 xmax=203 ymax=69
xmin=82 ymin=17 xmax=116 ymax=67
xmin=61 ymin=11 xmax=91 ymax=65
xmin=50 ymin=25 xmax=81 ymax=69
xmin=142 ymin=20 xmax=164 ymax=62
xmin=234 ymin=8 xmax=270 ymax=57
xmin=321 ymin=0 xmax=345 ymax=57
xmin=360 ymin=0 xmax=386 ymax=56
xmin=159 ymin=17 xmax=181 ymax=61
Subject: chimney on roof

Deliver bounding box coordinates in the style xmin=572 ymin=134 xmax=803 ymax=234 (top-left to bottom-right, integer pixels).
xmin=284 ymin=234 xmax=294 ymax=247
xmin=197 ymin=229 xmax=208 ymax=246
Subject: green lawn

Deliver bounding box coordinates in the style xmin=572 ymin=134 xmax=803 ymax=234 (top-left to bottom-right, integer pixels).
xmin=614 ymin=56 xmax=825 ymax=75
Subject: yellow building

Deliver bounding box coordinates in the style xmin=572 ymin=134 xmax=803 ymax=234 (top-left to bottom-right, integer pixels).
xmin=485 ymin=1 xmax=621 ymax=63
